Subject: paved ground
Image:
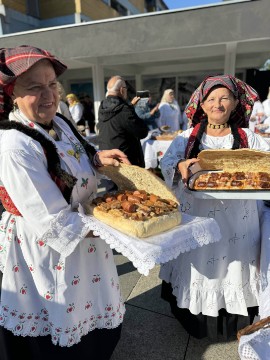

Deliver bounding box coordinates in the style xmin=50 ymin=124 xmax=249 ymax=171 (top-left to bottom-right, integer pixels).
xmin=110 ymin=253 xmax=240 ymax=360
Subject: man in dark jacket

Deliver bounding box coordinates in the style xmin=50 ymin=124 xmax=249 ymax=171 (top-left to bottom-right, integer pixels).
xmin=98 ymin=75 xmax=149 ymax=167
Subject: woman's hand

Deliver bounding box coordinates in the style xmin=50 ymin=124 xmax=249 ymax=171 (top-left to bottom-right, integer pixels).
xmin=96 ymin=149 xmax=131 ymax=166
xmin=150 ymin=103 xmax=160 ymax=115
xmin=131 ymin=96 xmax=140 ymax=106
xmin=85 ymin=230 xmax=99 ymax=238
xmin=177 ymin=158 xmax=200 ymax=185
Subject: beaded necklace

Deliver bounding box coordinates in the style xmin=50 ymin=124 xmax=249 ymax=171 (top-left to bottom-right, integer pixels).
xmin=207 ymin=122 xmax=229 ymax=130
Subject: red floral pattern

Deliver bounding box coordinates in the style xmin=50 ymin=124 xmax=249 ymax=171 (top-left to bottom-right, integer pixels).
xmin=0 ymin=186 xmax=22 ymax=216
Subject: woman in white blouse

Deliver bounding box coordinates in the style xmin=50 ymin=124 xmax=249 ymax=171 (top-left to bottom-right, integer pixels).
xmin=157 ymin=89 xmax=182 ymax=132
xmin=159 ymin=75 xmax=270 ymax=340
xmin=0 ymin=45 xmax=129 ymax=360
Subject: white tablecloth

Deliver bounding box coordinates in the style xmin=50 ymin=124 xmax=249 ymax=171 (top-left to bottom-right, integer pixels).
xmin=260 ymin=136 xmax=270 ymax=144
xmin=239 ymin=327 xmax=270 ymax=359
xmin=238 ymin=204 xmax=270 ymax=359
xmin=141 ymin=138 xmax=172 ymax=169
xmin=80 ymin=208 xmax=221 ymax=276
xmin=258 ymin=203 xmax=270 ymax=318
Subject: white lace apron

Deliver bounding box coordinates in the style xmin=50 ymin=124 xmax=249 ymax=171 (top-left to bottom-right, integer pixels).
xmin=0 ymin=114 xmax=125 ymax=347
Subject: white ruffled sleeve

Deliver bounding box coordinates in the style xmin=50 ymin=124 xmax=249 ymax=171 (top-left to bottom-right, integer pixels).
xmin=160 ymin=129 xmax=192 ymax=187
xmin=245 ymin=128 xmax=270 ymax=151
xmin=0 ymin=131 xmax=90 ymax=258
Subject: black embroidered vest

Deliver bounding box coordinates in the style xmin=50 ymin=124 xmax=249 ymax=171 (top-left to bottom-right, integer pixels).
xmin=0 ymin=115 xmax=97 ymax=209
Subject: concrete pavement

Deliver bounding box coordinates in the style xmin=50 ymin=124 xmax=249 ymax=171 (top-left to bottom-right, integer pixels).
xmin=111 ymin=252 xmax=240 ymax=360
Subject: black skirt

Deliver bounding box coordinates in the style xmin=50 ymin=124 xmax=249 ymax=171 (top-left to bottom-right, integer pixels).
xmin=161 ymin=280 xmax=258 ymax=340
xmin=0 ymin=324 xmax=122 ymax=360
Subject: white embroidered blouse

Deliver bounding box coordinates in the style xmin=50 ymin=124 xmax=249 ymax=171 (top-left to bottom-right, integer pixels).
xmin=159 ymin=128 xmax=270 ymax=317
xmin=0 ymin=112 xmax=125 ymax=347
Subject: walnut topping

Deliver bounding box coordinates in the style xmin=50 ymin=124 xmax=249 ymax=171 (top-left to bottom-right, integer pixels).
xmin=193 ymin=171 xmax=270 ymax=190
xmin=92 ymin=190 xmax=178 ymax=221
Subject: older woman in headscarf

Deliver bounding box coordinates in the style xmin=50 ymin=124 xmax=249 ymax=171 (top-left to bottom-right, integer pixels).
xmin=157 ymin=89 xmax=182 ymax=132
xmin=0 ymin=45 xmax=129 ymax=360
xmin=159 ymin=75 xmax=270 ymax=340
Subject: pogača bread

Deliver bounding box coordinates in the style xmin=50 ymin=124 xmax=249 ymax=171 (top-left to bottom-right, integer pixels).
xmin=84 ymin=163 xmax=181 ymax=238
xmin=192 ymin=149 xmax=270 ymax=191
xmin=197 ymin=149 xmax=270 ymax=172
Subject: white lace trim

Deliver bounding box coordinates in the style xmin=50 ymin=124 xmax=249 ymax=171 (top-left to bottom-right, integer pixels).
xmin=42 ymin=207 xmax=89 ymax=258
xmin=0 ymin=309 xmax=124 ymax=347
xmin=239 ymin=327 xmax=270 ymax=360
xmin=80 ymin=212 xmax=221 ymax=276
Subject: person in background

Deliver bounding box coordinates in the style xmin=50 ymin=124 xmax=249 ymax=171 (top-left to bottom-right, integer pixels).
xmin=0 ymin=45 xmax=129 ymax=360
xmin=262 ymin=87 xmax=270 ymax=118
xmin=180 ymin=105 xmax=189 ymax=130
xmin=249 ymin=100 xmax=265 ymax=132
xmin=80 ymin=95 xmax=96 ymax=133
xmin=159 ymin=75 xmax=270 ymax=340
xmin=258 ymin=88 xmax=270 ymax=134
xmin=56 ymin=82 xmax=76 ymax=127
xmin=157 ymin=89 xmax=182 ymax=132
xmin=66 ymin=93 xmax=84 ymax=126
xmin=135 ymin=94 xmax=160 ymax=130
xmin=98 ymin=75 xmax=149 ymax=168
xmin=259 ymin=116 xmax=270 ymax=134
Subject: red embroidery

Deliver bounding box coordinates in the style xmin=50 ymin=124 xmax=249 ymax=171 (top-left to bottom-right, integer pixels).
xmin=0 ymin=186 xmax=22 ymax=216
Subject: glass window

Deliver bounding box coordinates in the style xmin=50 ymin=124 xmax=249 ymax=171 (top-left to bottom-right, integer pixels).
xmin=111 ymin=0 xmax=128 ymax=16
xmin=26 ymin=0 xmax=40 ymax=18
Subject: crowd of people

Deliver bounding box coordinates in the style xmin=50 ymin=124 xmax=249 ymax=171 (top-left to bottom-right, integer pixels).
xmin=248 ymin=88 xmax=270 ymax=134
xmin=54 ymin=82 xmax=190 ymax=136
xmin=0 ymin=44 xmax=270 ymax=359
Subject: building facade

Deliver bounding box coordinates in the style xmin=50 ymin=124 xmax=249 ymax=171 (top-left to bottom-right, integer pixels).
xmin=0 ymin=0 xmax=269 ymax=119
xmin=0 ymin=0 xmax=168 ymax=35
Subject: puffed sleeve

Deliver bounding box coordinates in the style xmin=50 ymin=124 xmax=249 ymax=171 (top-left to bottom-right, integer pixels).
xmin=0 ymin=130 xmax=91 ymax=258
xmin=245 ymin=128 xmax=270 ymax=151
xmin=160 ymin=129 xmax=191 ymax=187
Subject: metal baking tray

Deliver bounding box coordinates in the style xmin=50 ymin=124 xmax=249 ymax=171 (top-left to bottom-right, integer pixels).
xmin=186 ymin=170 xmax=270 ymax=200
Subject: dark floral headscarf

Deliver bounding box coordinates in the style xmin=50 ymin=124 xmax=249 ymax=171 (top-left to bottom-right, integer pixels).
xmin=0 ymin=45 xmax=67 ymax=119
xmin=185 ymin=75 xmax=259 ymax=128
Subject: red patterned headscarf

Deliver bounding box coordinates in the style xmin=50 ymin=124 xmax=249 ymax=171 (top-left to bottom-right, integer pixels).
xmin=0 ymin=45 xmax=67 ymax=119
xmin=185 ymin=75 xmax=259 ymax=128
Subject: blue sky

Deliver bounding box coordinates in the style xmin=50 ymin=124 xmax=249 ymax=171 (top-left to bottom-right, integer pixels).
xmin=164 ymin=0 xmax=222 ymax=10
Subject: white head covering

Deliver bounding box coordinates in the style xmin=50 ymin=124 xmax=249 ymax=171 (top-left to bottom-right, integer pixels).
xmin=160 ymin=89 xmax=175 ymax=103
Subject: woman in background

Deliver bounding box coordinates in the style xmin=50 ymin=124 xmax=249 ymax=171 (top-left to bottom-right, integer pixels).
xmin=262 ymin=87 xmax=270 ymax=118
xmin=56 ymin=82 xmax=76 ymax=126
xmin=66 ymin=93 xmax=84 ymax=126
xmin=157 ymin=89 xmax=182 ymax=132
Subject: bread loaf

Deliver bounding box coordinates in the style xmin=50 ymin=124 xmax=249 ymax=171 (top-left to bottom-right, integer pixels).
xmin=84 ymin=163 xmax=181 ymax=237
